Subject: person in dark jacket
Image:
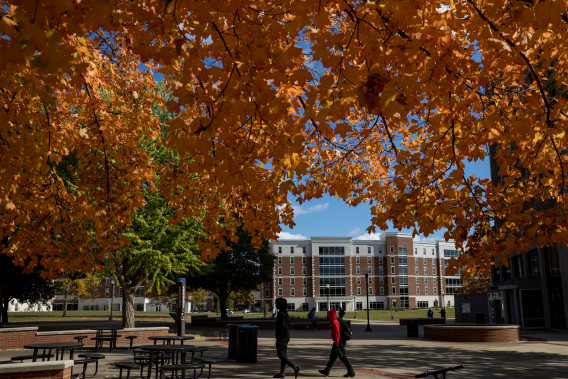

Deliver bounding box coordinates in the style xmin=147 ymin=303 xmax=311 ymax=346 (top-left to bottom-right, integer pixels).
xmin=319 ymin=309 xmax=355 ymax=377
xmin=273 ymin=298 xmax=300 ymax=378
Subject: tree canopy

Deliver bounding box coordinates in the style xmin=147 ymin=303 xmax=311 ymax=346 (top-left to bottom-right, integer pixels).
xmin=2 ymin=1 xmax=568 ymax=277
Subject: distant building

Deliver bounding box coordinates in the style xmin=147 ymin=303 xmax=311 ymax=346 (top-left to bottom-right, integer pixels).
xmin=256 ymin=233 xmax=463 ymax=312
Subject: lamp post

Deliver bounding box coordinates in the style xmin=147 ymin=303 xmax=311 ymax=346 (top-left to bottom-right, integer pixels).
xmin=326 ymin=284 xmax=330 ymax=311
xmin=109 ymin=280 xmax=115 ymax=321
xmin=364 ymin=268 xmax=372 ymax=332
xmin=441 ymin=289 xmax=445 ymax=310
xmin=353 ymin=296 xmax=356 ymax=319
xmin=388 ymin=295 xmax=393 ymax=320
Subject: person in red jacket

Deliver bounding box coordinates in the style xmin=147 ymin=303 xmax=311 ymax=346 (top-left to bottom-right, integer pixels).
xmin=318 ymin=309 xmax=355 ymax=377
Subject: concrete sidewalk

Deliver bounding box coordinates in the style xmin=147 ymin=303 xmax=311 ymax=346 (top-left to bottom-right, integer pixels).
xmin=1 ymin=320 xmax=567 ymax=378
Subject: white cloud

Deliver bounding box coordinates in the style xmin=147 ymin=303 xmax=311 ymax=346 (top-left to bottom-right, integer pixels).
xmin=353 ymin=232 xmax=382 ymax=240
xmin=293 ymin=202 xmax=329 ymax=215
xmin=277 ymin=231 xmax=308 ymax=240
xmin=413 ymin=235 xmax=443 ymax=243
xmin=347 ymin=227 xmax=361 ymax=237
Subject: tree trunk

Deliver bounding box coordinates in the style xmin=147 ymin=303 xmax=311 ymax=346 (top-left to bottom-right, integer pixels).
xmin=62 ymin=289 xmax=68 ymax=318
xmin=219 ymin=290 xmax=229 ymax=320
xmin=120 ymin=280 xmax=136 ymax=329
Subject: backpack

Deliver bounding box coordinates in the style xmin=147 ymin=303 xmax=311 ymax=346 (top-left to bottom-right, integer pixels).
xmin=307 ymin=310 xmax=313 ymax=319
xmin=338 ymin=318 xmax=352 ymax=340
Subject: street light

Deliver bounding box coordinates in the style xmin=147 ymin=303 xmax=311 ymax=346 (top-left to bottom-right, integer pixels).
xmin=387 ymin=295 xmax=393 ymax=320
xmin=109 ymin=280 xmax=115 ymax=321
xmin=326 ymin=284 xmax=330 ymax=311
xmin=364 ymin=268 xmax=372 ymax=332
xmin=353 ymin=296 xmax=356 ymax=319
xmin=441 ymin=289 xmax=445 ymax=310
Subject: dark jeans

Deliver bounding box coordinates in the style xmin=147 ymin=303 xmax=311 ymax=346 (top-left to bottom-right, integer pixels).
xmin=276 ymin=340 xmax=296 ymax=373
xmin=325 ymin=340 xmax=354 ymax=373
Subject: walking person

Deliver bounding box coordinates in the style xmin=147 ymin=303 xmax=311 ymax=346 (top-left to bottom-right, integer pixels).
xmin=273 ymin=298 xmax=300 ymax=378
xmin=319 ymin=309 xmax=355 ymax=377
xmin=309 ymin=307 xmax=317 ymax=330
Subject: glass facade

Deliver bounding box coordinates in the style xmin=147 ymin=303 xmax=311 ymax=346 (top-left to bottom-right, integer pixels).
xmin=319 ymin=246 xmax=346 ymax=296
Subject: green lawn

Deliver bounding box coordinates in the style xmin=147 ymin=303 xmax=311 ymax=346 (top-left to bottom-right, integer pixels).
xmin=6 ymin=308 xmax=453 ymax=323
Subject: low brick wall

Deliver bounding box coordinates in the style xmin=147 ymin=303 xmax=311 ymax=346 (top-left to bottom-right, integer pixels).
xmin=0 ymin=326 xmax=171 ymax=349
xmin=0 ymin=360 xmax=73 ymax=379
xmin=399 ymin=318 xmax=446 ymax=326
xmin=190 ymin=316 xmax=329 ymax=330
xmin=424 ymin=324 xmax=520 ymax=342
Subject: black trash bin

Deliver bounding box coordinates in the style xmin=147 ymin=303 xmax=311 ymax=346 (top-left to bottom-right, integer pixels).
xmin=476 ymin=312 xmax=485 ymax=323
xmin=236 ymin=324 xmax=258 ymax=363
xmin=407 ymin=318 xmax=419 ymax=337
xmin=228 ymin=324 xmax=239 ymax=359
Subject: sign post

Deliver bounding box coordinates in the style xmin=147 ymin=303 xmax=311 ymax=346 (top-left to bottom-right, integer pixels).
xmin=176 ymin=278 xmax=186 ymax=336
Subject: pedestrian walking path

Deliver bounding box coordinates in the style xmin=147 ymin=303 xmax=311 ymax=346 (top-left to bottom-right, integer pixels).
xmin=1 ymin=320 xmax=567 ymax=378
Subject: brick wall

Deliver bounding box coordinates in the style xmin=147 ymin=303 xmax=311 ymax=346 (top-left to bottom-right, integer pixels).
xmin=0 ymin=327 xmax=171 ymax=349
xmin=0 ymin=360 xmax=73 ymax=379
xmin=424 ymin=325 xmax=520 ymax=342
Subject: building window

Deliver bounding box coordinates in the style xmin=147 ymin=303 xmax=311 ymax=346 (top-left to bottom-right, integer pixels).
xmin=390 ymin=256 xmax=395 ymax=264
xmin=423 ymin=258 xmax=427 ymax=265
xmin=278 ymin=288 xmax=283 ymax=296
xmin=368 ymin=277 xmax=372 ymax=284
xmin=291 ymin=247 xmax=294 ymax=254
xmin=356 ymin=267 xmax=361 ymax=274
xmin=278 ymin=257 xmax=282 ymax=264
xmin=368 ymin=246 xmax=371 ymax=254
xmin=390 ymin=246 xmax=394 ymax=254
xmin=290 ymin=257 xmax=294 ymax=264
xmin=391 ymin=267 xmax=395 ymax=274
xmin=379 ymin=256 xmax=383 ymax=264
xmin=290 ymin=267 xmax=295 ymax=275
xmin=415 ymin=267 xmax=419 ymax=274
xmin=433 ymin=268 xmax=436 ymax=275
xmin=303 ymin=288 xmax=307 ymax=296
xmin=302 ymin=267 xmax=307 ymax=275
xmin=379 ymin=277 xmax=384 ymax=284
xmin=417 ymin=301 xmax=429 ymax=308
xmin=379 ymin=247 xmax=383 ymax=255
xmin=415 ymin=248 xmax=417 ymax=254
xmin=391 ymin=277 xmax=396 ymax=284
xmin=379 ymin=266 xmax=383 ymax=274
xmin=434 ymin=287 xmax=437 ymax=294
xmin=425 ymin=287 xmax=428 ymax=294
xmin=416 ymin=277 xmax=419 ymax=284
xmin=105 ymin=288 xmax=109 ymax=297
xmin=265 ymin=281 xmax=270 ymax=286
xmin=423 ymin=248 xmax=426 ymax=255
xmin=432 ymin=249 xmax=435 ymax=255
xmin=433 ymin=277 xmax=436 ymax=284
xmin=425 ymin=277 xmax=428 ymax=284
xmin=367 ymin=256 xmax=372 ymax=264
xmin=278 ymin=278 xmax=283 ymax=285
xmin=356 ymin=302 xmax=363 ymax=310
xmin=105 ymin=278 xmax=110 ymax=286
xmin=398 ymin=246 xmax=407 ymax=255
xmin=303 ymin=277 xmax=307 ymax=285
xmin=278 ymin=267 xmax=282 ymax=275
xmin=415 ymin=257 xmax=418 ymax=264
xmin=265 ymin=289 xmax=270 ymax=297
xmin=416 ymin=287 xmax=420 ymax=294
xmin=278 ymin=247 xmax=282 ymax=254
xmin=392 ymin=286 xmax=396 ymax=294
xmin=356 ymin=256 xmax=360 ymax=264
xmin=380 ymin=287 xmax=384 ymax=295
xmin=290 ymin=278 xmax=295 ymax=285
xmin=356 ymin=247 xmax=360 ymax=254
xmin=356 ymin=277 xmax=361 ymax=285
xmin=432 ymin=258 xmax=435 ymax=264
xmin=369 ymin=288 xmax=373 ymax=295
xmin=357 ymin=287 xmax=361 ymax=295
xmin=424 ymin=267 xmax=427 ymax=275
xmin=291 ymin=288 xmax=295 ymax=296
xmin=302 ymin=257 xmax=306 ymax=264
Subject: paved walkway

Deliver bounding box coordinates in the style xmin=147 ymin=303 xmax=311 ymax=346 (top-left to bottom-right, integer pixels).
xmin=1 ymin=320 xmax=567 ymax=378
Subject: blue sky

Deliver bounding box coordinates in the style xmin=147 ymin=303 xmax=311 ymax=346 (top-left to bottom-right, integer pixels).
xmin=278 ymin=157 xmax=491 ymax=241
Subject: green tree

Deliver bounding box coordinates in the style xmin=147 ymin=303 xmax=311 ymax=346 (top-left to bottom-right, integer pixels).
xmin=186 ymin=224 xmax=274 ymax=320
xmin=187 ymin=288 xmax=209 ymax=312
xmin=0 ymin=253 xmax=57 ymax=325
xmin=109 ymin=189 xmax=205 ymax=328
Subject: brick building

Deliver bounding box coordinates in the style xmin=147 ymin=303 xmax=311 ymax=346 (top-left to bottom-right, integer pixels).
xmin=257 ymin=233 xmax=463 ymax=312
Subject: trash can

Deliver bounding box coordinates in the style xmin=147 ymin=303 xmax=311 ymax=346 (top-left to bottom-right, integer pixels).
xmin=476 ymin=312 xmax=485 ymax=324
xmin=406 ymin=318 xmax=419 ymax=337
xmin=236 ymin=324 xmax=258 ymax=363
xmin=228 ymin=324 xmax=239 ymax=359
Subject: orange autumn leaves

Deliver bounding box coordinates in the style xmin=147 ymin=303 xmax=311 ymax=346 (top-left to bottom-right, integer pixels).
xmin=2 ymin=1 xmax=568 ymax=278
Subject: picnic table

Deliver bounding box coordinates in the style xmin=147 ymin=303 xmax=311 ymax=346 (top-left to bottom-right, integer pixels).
xmin=92 ymin=327 xmax=121 ymax=350
xmin=22 ymin=342 xmax=83 ymax=361
xmin=148 ymin=335 xmax=195 ymax=345
xmin=138 ymin=344 xmax=203 ymax=379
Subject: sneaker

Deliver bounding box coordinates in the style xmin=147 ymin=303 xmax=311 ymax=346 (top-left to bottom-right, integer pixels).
xmin=294 ymin=366 xmax=300 ymax=378
xmin=273 ymin=374 xmax=285 ymax=378
xmin=318 ymin=369 xmax=330 ymax=376
xmin=344 ymin=372 xmax=356 ymax=377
